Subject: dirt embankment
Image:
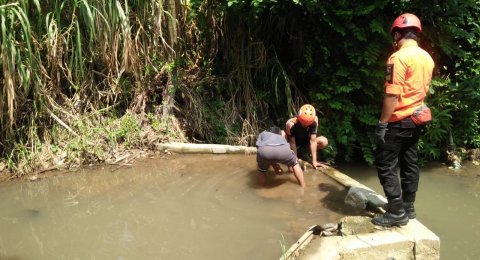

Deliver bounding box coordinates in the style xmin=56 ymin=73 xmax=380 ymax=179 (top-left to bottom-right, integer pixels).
xmin=0 ymin=113 xmax=188 ymax=183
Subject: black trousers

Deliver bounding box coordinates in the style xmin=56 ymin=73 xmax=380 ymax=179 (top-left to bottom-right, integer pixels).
xmin=375 ymin=120 xmax=423 ymax=202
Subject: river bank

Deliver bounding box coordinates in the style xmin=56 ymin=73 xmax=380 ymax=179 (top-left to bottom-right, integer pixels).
xmin=0 ymin=113 xmax=189 ymax=182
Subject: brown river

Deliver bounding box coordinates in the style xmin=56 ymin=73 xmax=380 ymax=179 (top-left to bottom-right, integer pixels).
xmin=0 ymin=153 xmax=478 ymax=259
xmin=0 ymin=154 xmax=357 ymax=260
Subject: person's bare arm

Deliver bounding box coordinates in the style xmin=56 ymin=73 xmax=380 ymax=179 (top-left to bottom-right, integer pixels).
xmin=289 ymin=137 xmax=297 ymax=155
xmin=291 ymin=164 xmax=305 ymax=188
xmin=310 ymin=141 xmax=328 ymax=169
xmin=285 ymin=120 xmax=297 ymax=154
xmin=310 ymin=134 xmax=317 ymax=161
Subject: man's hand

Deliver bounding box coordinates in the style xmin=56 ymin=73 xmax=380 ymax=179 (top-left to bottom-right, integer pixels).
xmin=312 ymin=161 xmax=329 ymax=169
xmin=374 ymin=122 xmax=388 ymax=145
xmin=272 ymin=163 xmax=284 ymax=175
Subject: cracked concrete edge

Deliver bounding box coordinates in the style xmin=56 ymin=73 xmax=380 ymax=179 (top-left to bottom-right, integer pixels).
xmin=302 ymin=231 xmax=415 ymax=260
xmin=302 ymin=221 xmax=440 ymax=260
xmin=290 ymin=167 xmax=440 ymax=260
xmin=319 ymin=167 xmax=387 ymax=205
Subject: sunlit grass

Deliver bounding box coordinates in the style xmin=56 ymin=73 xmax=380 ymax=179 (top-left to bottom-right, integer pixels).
xmin=279 ymin=233 xmax=288 ymax=260
xmin=0 ymin=0 xmax=187 ymax=177
xmin=0 ymin=0 xmax=277 ymax=178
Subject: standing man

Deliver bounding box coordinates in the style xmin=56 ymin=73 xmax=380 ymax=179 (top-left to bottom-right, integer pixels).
xmin=372 ymin=13 xmax=435 ymax=227
xmin=285 ymin=104 xmax=329 ymax=169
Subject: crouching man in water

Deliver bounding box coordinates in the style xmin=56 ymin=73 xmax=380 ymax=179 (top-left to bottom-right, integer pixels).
xmin=256 ymin=127 xmax=306 ymax=188
xmin=285 ymin=104 xmax=329 ymax=169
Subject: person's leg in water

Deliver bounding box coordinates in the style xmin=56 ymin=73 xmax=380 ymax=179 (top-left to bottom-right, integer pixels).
xmin=256 ymin=147 xmax=270 ymax=186
xmin=258 ymin=171 xmax=267 ymax=186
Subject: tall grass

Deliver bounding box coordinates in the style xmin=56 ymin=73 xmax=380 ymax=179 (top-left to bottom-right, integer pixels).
xmin=1 ymin=2 xmax=37 ymax=130
xmin=0 ymin=0 xmax=188 ymax=176
xmin=1 ymin=0 xmax=286 ymax=176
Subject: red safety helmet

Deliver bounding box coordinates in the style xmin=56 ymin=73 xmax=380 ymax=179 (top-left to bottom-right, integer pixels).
xmin=297 ymin=104 xmax=316 ymax=127
xmin=390 ymin=13 xmax=422 ymax=34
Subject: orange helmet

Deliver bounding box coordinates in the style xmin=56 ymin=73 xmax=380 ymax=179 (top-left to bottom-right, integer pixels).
xmin=297 ymin=104 xmax=316 ymax=127
xmin=390 ymin=13 xmax=422 ymax=33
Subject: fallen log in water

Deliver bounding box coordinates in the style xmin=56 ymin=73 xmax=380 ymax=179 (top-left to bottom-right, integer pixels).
xmin=157 ymin=142 xmax=257 ymax=155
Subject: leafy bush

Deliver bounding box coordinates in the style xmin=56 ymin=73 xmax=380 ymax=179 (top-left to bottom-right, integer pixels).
xmin=200 ymin=0 xmax=480 ymax=164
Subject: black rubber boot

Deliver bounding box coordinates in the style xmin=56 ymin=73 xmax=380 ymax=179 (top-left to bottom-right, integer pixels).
xmin=403 ymin=202 xmax=416 ymax=219
xmin=372 ymin=198 xmax=409 ymax=227
xmin=402 ymin=192 xmax=416 ymax=219
xmin=383 ymin=202 xmax=416 ymax=219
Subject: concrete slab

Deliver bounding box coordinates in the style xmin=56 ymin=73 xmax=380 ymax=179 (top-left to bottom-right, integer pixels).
xmin=282 ymin=167 xmax=440 ymax=260
xmin=297 ymin=216 xmax=439 ymax=260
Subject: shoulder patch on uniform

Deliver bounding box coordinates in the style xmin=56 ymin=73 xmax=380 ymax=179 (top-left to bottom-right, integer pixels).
xmin=386 ymin=64 xmax=394 ymax=84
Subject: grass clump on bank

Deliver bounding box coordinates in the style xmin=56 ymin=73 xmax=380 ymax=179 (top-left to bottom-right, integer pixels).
xmin=0 ymin=110 xmax=186 ymax=181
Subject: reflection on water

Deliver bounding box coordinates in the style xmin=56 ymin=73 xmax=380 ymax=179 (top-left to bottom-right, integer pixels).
xmin=337 ymin=161 xmax=480 ymax=260
xmin=0 ymin=154 xmax=354 ymax=260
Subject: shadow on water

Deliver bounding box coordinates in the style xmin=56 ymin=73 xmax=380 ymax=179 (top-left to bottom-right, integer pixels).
xmin=245 ymin=169 xmax=291 ymax=189
xmin=317 ymin=183 xmax=348 ymax=212
xmin=20 ymin=209 xmax=41 ymax=218
xmin=317 ymin=182 xmax=366 ymax=217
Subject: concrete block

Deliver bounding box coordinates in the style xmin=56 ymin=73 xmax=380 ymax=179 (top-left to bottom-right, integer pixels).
xmin=296 ymin=215 xmax=439 ymax=260
xmin=291 ymin=201 xmax=440 ymax=260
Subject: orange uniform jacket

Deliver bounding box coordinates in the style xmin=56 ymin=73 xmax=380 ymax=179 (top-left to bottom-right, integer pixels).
xmin=385 ymin=40 xmax=435 ymax=122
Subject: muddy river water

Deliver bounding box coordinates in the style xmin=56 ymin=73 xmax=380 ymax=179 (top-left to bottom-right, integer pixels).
xmin=0 ymin=153 xmax=478 ymax=259
xmin=0 ymin=154 xmax=356 ymax=260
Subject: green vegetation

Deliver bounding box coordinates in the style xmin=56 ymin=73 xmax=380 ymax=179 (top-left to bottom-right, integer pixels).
xmin=213 ymin=0 xmax=480 ymax=164
xmin=279 ymin=233 xmax=288 ymax=260
xmin=0 ymin=0 xmax=479 ymax=178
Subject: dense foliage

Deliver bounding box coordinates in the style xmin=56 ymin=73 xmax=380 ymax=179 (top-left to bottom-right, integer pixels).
xmin=189 ymin=0 xmax=480 ymax=163
xmin=0 ymin=0 xmax=479 ymax=175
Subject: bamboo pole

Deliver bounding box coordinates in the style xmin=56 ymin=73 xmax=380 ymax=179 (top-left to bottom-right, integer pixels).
xmin=158 ymin=142 xmax=257 ymax=155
